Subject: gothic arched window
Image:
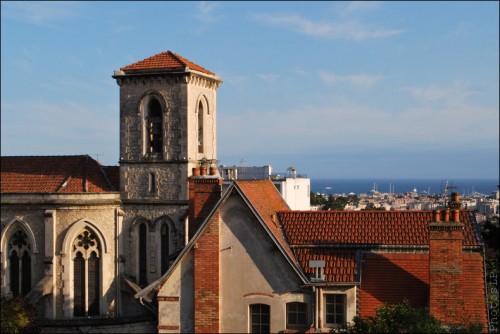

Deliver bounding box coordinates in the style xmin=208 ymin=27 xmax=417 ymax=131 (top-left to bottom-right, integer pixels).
xmin=138 ymin=223 xmax=147 ymax=285
xmin=147 ymin=98 xmax=163 ymax=155
xmin=7 ymin=230 xmax=31 ymax=297
xmin=161 ymin=224 xmax=169 ymax=275
xmin=197 ymin=100 xmax=204 ymax=153
xmin=72 ymin=229 xmax=100 ymax=317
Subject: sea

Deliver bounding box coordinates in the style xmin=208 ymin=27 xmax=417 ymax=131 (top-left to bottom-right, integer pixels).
xmin=310 ymin=178 xmax=499 ymax=196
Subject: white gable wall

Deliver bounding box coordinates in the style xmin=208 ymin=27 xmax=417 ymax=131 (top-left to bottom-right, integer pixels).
xmin=219 ymin=193 xmax=311 ymax=333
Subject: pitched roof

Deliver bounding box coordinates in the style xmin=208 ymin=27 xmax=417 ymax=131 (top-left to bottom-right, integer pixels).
xmin=1 ymin=155 xmax=118 ymax=193
xmin=235 ymin=180 xmax=297 ymax=263
xmin=278 ymin=210 xmax=479 ymax=247
xmin=120 ymin=50 xmax=215 ymax=75
xmin=279 ymin=210 xmax=481 ymax=283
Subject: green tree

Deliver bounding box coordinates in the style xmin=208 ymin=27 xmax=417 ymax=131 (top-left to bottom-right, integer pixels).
xmin=481 ymin=217 xmax=500 ymax=321
xmin=310 ymin=191 xmax=327 ymax=206
xmin=0 ymin=296 xmax=40 ymax=333
xmin=333 ymin=299 xmax=482 ymax=333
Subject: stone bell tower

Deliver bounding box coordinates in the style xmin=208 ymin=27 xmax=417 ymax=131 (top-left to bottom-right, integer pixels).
xmin=112 ymin=51 xmax=221 ymax=285
xmin=113 ymin=51 xmax=222 ymax=203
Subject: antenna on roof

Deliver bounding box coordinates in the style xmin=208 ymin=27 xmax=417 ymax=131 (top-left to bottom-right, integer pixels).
xmin=441 ymin=180 xmax=456 ymax=208
xmin=94 ymin=153 xmax=103 ymax=163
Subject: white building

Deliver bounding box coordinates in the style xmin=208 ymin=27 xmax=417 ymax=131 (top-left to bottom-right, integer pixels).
xmin=219 ymin=165 xmax=311 ymax=210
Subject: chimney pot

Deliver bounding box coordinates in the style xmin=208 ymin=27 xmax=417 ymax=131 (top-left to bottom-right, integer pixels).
xmin=452 ymin=209 xmax=460 ymax=223
xmin=433 ymin=210 xmax=441 ymax=222
xmin=443 ymin=209 xmax=450 ymax=222
xmin=200 ymin=167 xmax=207 ymax=176
xmin=192 ymin=167 xmax=200 ymax=176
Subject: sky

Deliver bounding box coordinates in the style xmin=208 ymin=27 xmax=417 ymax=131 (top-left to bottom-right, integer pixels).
xmin=1 ymin=1 xmax=499 ymax=180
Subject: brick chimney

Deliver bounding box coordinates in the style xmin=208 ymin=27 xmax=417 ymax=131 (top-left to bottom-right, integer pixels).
xmin=189 ymin=167 xmax=222 ymax=332
xmin=188 ymin=167 xmax=223 ymax=239
xmin=429 ymin=195 xmax=464 ymax=325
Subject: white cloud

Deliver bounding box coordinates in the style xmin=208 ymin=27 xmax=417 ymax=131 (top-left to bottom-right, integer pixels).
xmin=1 ymin=99 xmax=119 ymax=165
xmin=257 ymin=73 xmax=280 ymax=82
xmin=319 ymin=71 xmax=383 ymax=88
xmin=250 ymin=12 xmax=404 ymax=40
xmin=219 ymin=83 xmax=498 ymax=156
xmin=340 ymin=1 xmax=384 ymax=16
xmin=195 ymin=1 xmax=223 ymax=23
xmin=1 ymin=1 xmax=80 ymax=28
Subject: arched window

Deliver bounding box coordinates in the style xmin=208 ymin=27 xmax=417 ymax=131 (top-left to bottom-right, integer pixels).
xmin=197 ymin=100 xmax=204 ymax=153
xmin=250 ymin=303 xmax=270 ymax=333
xmin=147 ymin=98 xmax=163 ymax=154
xmin=72 ymin=229 xmax=100 ymax=317
xmin=7 ymin=230 xmax=31 ymax=297
xmin=161 ymin=224 xmax=169 ymax=274
xmin=138 ymin=223 xmax=147 ymax=285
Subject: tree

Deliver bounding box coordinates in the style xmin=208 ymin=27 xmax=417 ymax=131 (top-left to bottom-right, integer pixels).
xmin=310 ymin=191 xmax=327 ymax=207
xmin=481 ymin=217 xmax=500 ymax=321
xmin=333 ymin=299 xmax=482 ymax=333
xmin=0 ymin=296 xmax=40 ymax=333
xmin=323 ymin=195 xmax=360 ymax=211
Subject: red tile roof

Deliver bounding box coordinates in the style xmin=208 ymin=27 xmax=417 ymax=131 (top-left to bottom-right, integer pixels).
xmin=278 ymin=210 xmax=479 ymax=247
xmin=279 ymin=210 xmax=481 ymax=283
xmin=294 ymin=248 xmax=358 ymax=282
xmin=1 ymin=155 xmax=118 ymax=193
xmin=120 ymin=51 xmax=215 ymax=75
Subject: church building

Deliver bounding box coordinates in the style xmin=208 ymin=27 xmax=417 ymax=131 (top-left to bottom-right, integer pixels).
xmin=1 ymin=51 xmax=488 ymax=333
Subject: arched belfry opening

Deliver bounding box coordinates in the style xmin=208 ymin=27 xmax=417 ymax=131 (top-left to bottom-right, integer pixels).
xmin=146 ymin=97 xmax=163 ymax=155
xmin=197 ymin=99 xmax=204 ymax=154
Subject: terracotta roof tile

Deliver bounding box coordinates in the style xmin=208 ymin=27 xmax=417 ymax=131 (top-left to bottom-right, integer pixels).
xmin=120 ymin=51 xmax=215 ymax=75
xmin=1 ymin=155 xmax=118 ymax=193
xmin=278 ymin=210 xmax=479 ymax=247
xmin=294 ymin=248 xmax=358 ymax=282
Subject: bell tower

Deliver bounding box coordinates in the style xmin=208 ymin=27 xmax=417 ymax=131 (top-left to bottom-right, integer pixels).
xmin=113 ymin=51 xmax=221 ymax=285
xmin=113 ymin=51 xmax=222 ymax=203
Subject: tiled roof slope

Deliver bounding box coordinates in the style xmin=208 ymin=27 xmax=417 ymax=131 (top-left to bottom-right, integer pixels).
xmin=235 ymin=180 xmax=297 ymax=264
xmin=120 ymin=51 xmax=215 ymax=75
xmin=1 ymin=155 xmax=117 ymax=193
xmin=278 ymin=210 xmax=479 ymax=246
xmin=294 ymin=248 xmax=357 ymax=282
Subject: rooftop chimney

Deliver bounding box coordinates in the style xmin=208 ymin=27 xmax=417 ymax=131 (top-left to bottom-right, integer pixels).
xmin=429 ymin=208 xmax=464 ymax=325
xmin=188 ymin=169 xmax=223 ymax=239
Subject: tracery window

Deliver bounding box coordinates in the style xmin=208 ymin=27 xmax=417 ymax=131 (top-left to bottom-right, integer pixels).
xmin=8 ymin=230 xmax=31 ymax=296
xmin=72 ymin=229 xmax=100 ymax=317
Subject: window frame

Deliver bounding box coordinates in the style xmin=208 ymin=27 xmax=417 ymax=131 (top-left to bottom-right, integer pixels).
xmin=286 ymin=302 xmax=308 ymax=330
xmin=249 ymin=303 xmax=271 ymax=333
xmin=324 ymin=294 xmax=347 ymax=327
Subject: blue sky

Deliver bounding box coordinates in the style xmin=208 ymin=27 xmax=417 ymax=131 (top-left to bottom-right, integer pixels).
xmin=1 ymin=1 xmax=499 ymax=179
